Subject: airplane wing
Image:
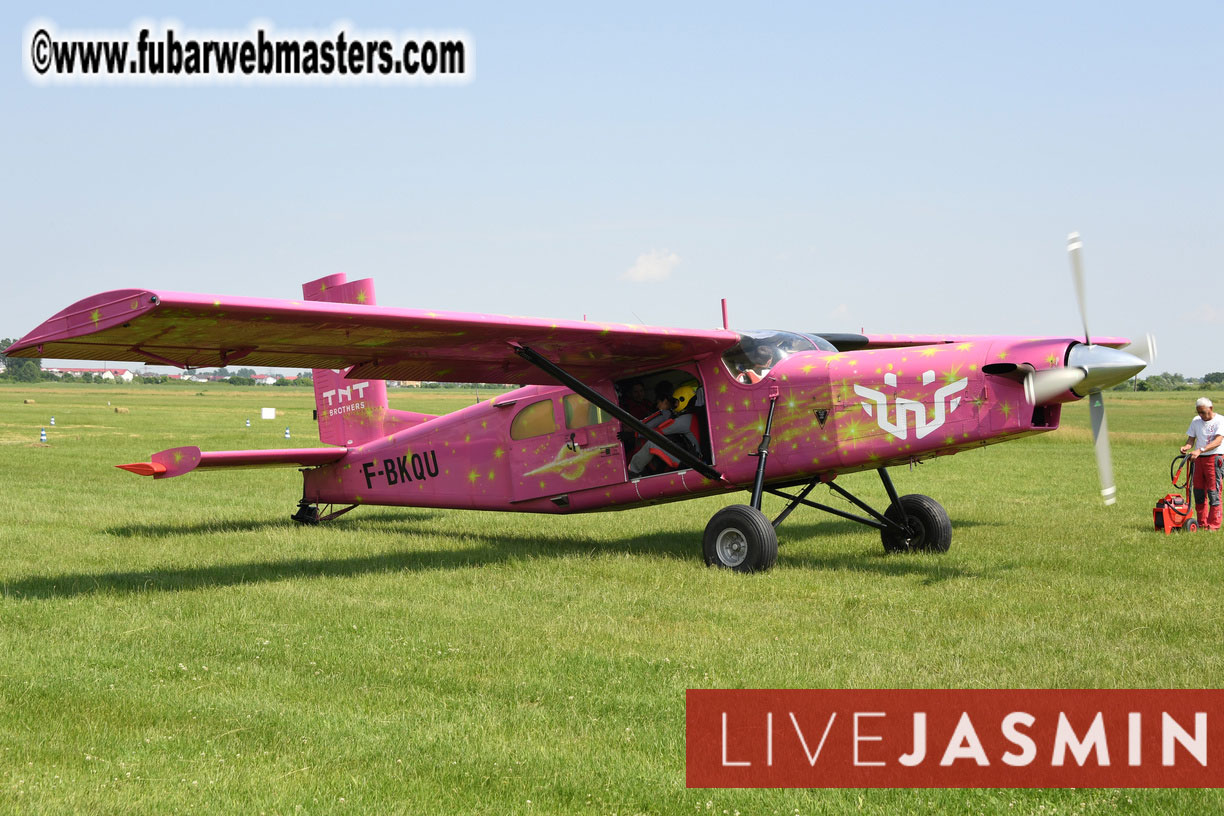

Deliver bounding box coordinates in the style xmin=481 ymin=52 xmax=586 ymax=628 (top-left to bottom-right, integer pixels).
xmin=818 ymin=333 xmax=1130 ymax=351
xmin=7 ymin=287 xmax=739 ymax=385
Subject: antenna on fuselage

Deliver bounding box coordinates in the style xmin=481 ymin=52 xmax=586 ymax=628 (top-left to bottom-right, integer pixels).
xmin=721 ymin=299 xmax=728 ymax=330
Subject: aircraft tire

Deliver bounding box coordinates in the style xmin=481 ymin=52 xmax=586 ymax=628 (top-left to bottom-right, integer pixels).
xmin=703 ymin=504 xmax=778 ymax=573
xmin=291 ymin=504 xmax=320 ymax=525
xmin=881 ymin=494 xmax=951 ymax=554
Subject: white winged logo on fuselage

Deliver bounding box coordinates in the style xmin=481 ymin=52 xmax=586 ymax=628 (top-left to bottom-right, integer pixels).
xmin=854 ymin=370 xmax=968 ymax=441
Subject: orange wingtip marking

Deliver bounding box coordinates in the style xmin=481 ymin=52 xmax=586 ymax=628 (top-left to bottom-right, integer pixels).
xmin=116 ymin=462 xmax=167 ymax=476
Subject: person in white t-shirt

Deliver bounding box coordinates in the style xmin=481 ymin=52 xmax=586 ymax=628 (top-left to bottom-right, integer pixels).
xmin=1180 ymin=397 xmax=1224 ymax=530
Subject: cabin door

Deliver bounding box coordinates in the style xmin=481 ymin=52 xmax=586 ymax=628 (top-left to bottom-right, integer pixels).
xmin=508 ymin=392 xmax=627 ymax=502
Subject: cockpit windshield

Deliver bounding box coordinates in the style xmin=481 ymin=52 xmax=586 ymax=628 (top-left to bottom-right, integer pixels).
xmin=721 ymin=330 xmax=836 ymax=384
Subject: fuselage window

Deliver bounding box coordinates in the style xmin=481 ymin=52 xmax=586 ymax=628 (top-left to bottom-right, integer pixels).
xmin=510 ymin=399 xmax=558 ymax=440
xmin=563 ymin=394 xmax=607 ymax=429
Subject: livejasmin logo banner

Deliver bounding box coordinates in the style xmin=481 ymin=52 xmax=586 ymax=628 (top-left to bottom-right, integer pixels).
xmin=686 ymin=690 xmax=1223 ymax=788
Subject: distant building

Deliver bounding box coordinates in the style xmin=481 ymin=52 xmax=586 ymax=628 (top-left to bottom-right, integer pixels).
xmin=45 ymin=367 xmax=134 ymax=382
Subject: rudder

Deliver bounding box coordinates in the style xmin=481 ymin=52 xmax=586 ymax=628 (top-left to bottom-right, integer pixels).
xmin=302 ymin=274 xmax=431 ymax=446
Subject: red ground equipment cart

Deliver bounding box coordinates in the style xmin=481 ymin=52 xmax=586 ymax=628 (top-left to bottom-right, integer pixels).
xmin=1155 ymin=454 xmax=1197 ymax=534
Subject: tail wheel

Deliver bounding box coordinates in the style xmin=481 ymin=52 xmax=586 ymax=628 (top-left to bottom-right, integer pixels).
xmin=881 ymin=494 xmax=952 ymax=554
xmin=703 ymin=505 xmax=778 ymax=573
xmin=291 ymin=502 xmax=320 ymax=525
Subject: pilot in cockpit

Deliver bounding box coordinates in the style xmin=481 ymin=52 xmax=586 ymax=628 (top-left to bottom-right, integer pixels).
xmin=737 ymin=343 xmax=778 ymax=384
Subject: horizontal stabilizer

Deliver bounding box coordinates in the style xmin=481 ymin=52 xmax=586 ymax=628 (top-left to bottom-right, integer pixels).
xmin=116 ymin=461 xmax=167 ymax=476
xmin=117 ymin=445 xmax=345 ymax=479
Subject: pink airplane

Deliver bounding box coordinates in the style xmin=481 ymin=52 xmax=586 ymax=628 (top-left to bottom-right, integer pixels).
xmin=8 ymin=235 xmax=1149 ymax=571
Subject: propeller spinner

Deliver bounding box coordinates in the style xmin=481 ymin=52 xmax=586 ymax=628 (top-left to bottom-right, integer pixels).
xmin=1022 ymin=233 xmax=1150 ymax=505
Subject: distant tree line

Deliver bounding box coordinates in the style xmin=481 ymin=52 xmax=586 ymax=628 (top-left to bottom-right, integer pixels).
xmin=0 ymin=337 xmax=40 ymax=382
xmin=1113 ymin=372 xmax=1224 ymax=392
xmin=0 ymin=341 xmax=316 ymax=386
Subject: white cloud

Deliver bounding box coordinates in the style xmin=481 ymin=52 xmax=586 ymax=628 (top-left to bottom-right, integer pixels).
xmin=830 ymin=303 xmax=849 ymax=320
xmin=1191 ymin=305 xmax=1223 ymax=324
xmin=623 ymin=249 xmax=679 ymax=283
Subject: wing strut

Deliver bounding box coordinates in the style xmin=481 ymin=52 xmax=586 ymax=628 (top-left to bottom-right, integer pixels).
xmin=509 ymin=343 xmax=723 ymax=482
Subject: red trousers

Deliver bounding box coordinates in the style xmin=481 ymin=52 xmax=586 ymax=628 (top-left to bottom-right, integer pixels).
xmin=1192 ymin=455 xmax=1223 ymax=530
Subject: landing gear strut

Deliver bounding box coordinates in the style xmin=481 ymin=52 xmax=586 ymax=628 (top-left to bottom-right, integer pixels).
xmin=702 ymin=390 xmax=783 ymax=573
xmin=703 ymin=468 xmax=952 ymax=571
xmin=765 ymin=467 xmax=951 ymax=555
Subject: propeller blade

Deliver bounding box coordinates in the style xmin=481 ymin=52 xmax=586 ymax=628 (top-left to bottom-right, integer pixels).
xmin=1068 ymin=232 xmax=1089 ymax=345
xmin=1121 ymin=332 xmax=1158 ymax=366
xmin=1024 ymin=366 xmax=1087 ymax=405
xmin=1088 ymin=393 xmax=1116 ymax=505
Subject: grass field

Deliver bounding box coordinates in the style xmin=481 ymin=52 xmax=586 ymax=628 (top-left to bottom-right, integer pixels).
xmin=1 ymin=382 xmax=1221 ymax=814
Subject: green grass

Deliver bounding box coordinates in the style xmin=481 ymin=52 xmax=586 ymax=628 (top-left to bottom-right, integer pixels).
xmin=0 ymin=383 xmax=1220 ymax=814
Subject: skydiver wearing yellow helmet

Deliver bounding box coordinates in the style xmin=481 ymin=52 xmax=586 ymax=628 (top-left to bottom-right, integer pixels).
xmin=627 ymin=381 xmax=703 ymax=478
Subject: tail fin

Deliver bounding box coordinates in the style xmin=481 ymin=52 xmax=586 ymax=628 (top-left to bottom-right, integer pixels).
xmin=302 ymin=274 xmax=434 ymax=446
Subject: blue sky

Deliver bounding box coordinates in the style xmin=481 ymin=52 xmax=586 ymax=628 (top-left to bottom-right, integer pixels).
xmin=4 ymin=2 xmax=1221 ymax=375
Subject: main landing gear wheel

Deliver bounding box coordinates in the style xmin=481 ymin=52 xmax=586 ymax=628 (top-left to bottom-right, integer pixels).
xmin=703 ymin=505 xmax=778 ymax=573
xmin=881 ymin=494 xmax=952 ymax=554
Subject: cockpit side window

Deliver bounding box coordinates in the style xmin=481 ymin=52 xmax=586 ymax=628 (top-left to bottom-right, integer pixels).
xmin=563 ymin=394 xmax=607 ymax=429
xmin=721 ymin=330 xmax=825 ymax=384
xmin=511 ymin=399 xmax=558 ymax=440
